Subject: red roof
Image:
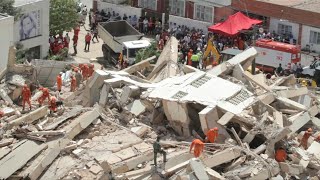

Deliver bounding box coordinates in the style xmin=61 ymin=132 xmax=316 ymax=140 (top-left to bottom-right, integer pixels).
xmin=208 ymin=12 xmax=262 ymax=36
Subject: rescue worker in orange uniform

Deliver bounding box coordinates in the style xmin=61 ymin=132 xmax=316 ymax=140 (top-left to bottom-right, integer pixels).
xmin=88 ymin=63 xmax=94 ymax=77
xmin=300 ymin=128 xmax=313 ymax=150
xmin=190 ymin=139 xmax=205 ymax=158
xmin=187 ymin=49 xmax=193 ymax=66
xmin=118 ymin=52 xmax=123 ymax=69
xmin=205 ymin=127 xmax=219 ymax=143
xmin=82 ymin=64 xmax=89 ymax=80
xmin=0 ymin=111 xmax=4 ymax=118
xmin=49 ymin=96 xmax=57 ymax=113
xmin=56 ymin=73 xmax=62 ymax=92
xmin=70 ymin=75 xmax=77 ymax=92
xmin=22 ymin=84 xmax=32 ymax=111
xmin=38 ymin=87 xmax=50 ymax=106
xmin=275 ymin=147 xmax=287 ymax=162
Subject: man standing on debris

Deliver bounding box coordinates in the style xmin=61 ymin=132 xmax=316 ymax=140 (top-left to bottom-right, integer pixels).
xmin=22 ymin=84 xmax=32 ymax=111
xmin=191 ymin=52 xmax=200 ymax=68
xmin=70 ymin=75 xmax=77 ymax=92
xmin=38 ymin=87 xmax=50 ymax=106
xmin=190 ymin=139 xmax=204 ymax=158
xmin=74 ymin=68 xmax=82 ymax=88
xmin=300 ymin=128 xmax=313 ymax=149
xmin=205 ymin=127 xmax=218 ymax=143
xmin=153 ymin=136 xmax=167 ymax=166
xmin=57 ymin=72 xmax=63 ymax=92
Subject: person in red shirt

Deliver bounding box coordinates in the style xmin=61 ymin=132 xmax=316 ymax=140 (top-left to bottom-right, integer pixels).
xmin=72 ymin=35 xmax=78 ymax=55
xmin=70 ymin=76 xmax=77 ymax=92
xmin=187 ymin=49 xmax=193 ymax=66
xmin=74 ymin=25 xmax=80 ymax=36
xmin=84 ymin=32 xmax=92 ymax=51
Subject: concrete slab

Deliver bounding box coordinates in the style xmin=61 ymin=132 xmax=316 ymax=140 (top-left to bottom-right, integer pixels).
xmin=205 ymin=167 xmax=225 ymax=180
xmin=276 ymin=87 xmax=308 ymax=99
xmin=307 ymin=141 xmax=320 ymax=159
xmin=114 ymin=147 xmax=136 ymax=161
xmin=279 ymin=162 xmax=303 ymax=175
xmin=202 ymin=148 xmax=241 ymax=168
xmin=120 ymin=85 xmax=140 ymax=105
xmin=99 ymin=84 xmax=110 ymax=106
xmin=217 ymin=112 xmax=234 ymax=126
xmin=1 ymin=107 xmax=15 ymax=116
xmin=289 ymin=112 xmax=310 ymax=134
xmin=276 ymin=97 xmax=307 ymax=111
xmin=9 ymin=106 xmax=48 ymax=127
xmin=243 ymin=71 xmax=271 ymax=92
xmin=0 ymin=140 xmax=47 ymax=179
xmin=189 ymin=158 xmax=209 ymax=180
xmin=0 ymin=89 xmax=13 ymax=104
xmin=133 ymin=142 xmax=152 ymax=153
xmin=273 ymin=111 xmax=284 ymax=128
xmin=126 ymin=100 xmax=146 ymax=116
xmin=130 ymin=126 xmax=149 ymax=137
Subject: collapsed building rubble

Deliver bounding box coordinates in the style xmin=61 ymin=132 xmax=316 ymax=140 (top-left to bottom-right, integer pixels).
xmin=0 ymin=37 xmax=320 ymax=179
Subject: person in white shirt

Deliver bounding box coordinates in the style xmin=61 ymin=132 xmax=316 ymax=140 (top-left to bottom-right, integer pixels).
xmin=143 ymin=18 xmax=148 ymax=34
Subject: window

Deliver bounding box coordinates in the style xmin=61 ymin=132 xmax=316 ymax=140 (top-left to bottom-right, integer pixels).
xmin=277 ymin=24 xmax=292 ymax=35
xmin=194 ymin=4 xmax=212 ymax=23
xmin=169 ymin=0 xmax=185 ymax=17
xmin=139 ymin=0 xmax=157 ymax=11
xmin=310 ymin=31 xmax=320 ymax=44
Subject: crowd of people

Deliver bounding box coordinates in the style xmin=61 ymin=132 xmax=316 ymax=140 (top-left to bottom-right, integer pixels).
xmin=49 ymin=33 xmax=70 ymax=56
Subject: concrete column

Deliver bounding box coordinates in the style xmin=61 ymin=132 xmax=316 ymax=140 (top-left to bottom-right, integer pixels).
xmin=298 ymin=24 xmax=302 ymax=45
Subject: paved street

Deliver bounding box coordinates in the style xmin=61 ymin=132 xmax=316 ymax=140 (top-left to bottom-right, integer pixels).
xmin=66 ymin=0 xmax=104 ymax=70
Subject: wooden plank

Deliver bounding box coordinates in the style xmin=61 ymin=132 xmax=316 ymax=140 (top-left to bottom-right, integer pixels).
xmin=0 ymin=140 xmax=47 ymax=179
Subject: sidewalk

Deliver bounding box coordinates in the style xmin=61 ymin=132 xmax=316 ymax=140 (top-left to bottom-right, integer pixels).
xmin=66 ymin=18 xmax=104 ymax=70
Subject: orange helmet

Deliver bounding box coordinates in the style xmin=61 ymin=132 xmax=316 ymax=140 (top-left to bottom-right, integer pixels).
xmin=308 ymin=128 xmax=313 ymax=132
xmin=23 ymin=84 xmax=28 ymax=88
xmin=213 ymin=127 xmax=218 ymax=131
xmin=43 ymin=88 xmax=49 ymax=93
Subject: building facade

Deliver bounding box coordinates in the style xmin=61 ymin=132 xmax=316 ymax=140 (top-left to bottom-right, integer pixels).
xmin=94 ymin=0 xmax=231 ymax=32
xmin=0 ymin=14 xmax=14 ymax=75
xmin=231 ymin=0 xmax=320 ymax=53
xmin=14 ymin=0 xmax=50 ymax=59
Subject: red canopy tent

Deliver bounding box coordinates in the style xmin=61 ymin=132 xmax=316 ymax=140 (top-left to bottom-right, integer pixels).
xmin=208 ymin=12 xmax=262 ymax=36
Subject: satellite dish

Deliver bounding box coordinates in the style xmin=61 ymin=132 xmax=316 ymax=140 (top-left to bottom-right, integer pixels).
xmin=259 ymin=28 xmax=264 ymax=33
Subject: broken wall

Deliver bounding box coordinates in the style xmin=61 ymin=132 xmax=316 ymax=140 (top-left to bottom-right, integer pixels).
xmin=162 ymin=100 xmax=191 ymax=136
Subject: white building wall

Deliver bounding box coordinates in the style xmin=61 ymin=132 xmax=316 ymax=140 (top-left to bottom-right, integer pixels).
xmin=169 ymin=15 xmax=211 ymax=33
xmin=269 ymin=18 xmax=299 ymax=40
xmin=97 ymin=1 xmax=142 ymax=18
xmin=0 ymin=15 xmax=14 ymax=73
xmin=301 ymin=25 xmax=320 ymax=53
xmin=14 ymin=0 xmax=50 ymax=59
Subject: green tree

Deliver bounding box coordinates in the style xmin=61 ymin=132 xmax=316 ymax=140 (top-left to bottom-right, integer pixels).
xmin=0 ymin=0 xmax=21 ymax=20
xmin=50 ymin=0 xmax=79 ymax=35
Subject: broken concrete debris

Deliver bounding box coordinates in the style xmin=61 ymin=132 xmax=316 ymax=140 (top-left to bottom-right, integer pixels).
xmin=0 ymin=37 xmax=320 ymax=179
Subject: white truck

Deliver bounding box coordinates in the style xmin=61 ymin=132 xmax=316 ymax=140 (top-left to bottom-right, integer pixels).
xmin=301 ymin=60 xmax=320 ymax=77
xmin=98 ymin=20 xmax=151 ymax=65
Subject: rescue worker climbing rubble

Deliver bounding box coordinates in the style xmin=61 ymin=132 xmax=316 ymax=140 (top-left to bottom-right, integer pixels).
xmin=88 ymin=63 xmax=94 ymax=77
xmin=300 ymin=128 xmax=313 ymax=150
xmin=22 ymin=84 xmax=32 ymax=111
xmin=190 ymin=139 xmax=204 ymax=158
xmin=70 ymin=75 xmax=77 ymax=92
xmin=153 ymin=136 xmax=167 ymax=166
xmin=49 ymin=96 xmax=57 ymax=113
xmin=38 ymin=87 xmax=50 ymax=106
xmin=82 ymin=64 xmax=89 ymax=81
xmin=275 ymin=147 xmax=287 ymax=162
xmin=56 ymin=72 xmax=63 ymax=92
xmin=205 ymin=127 xmax=219 ymax=143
